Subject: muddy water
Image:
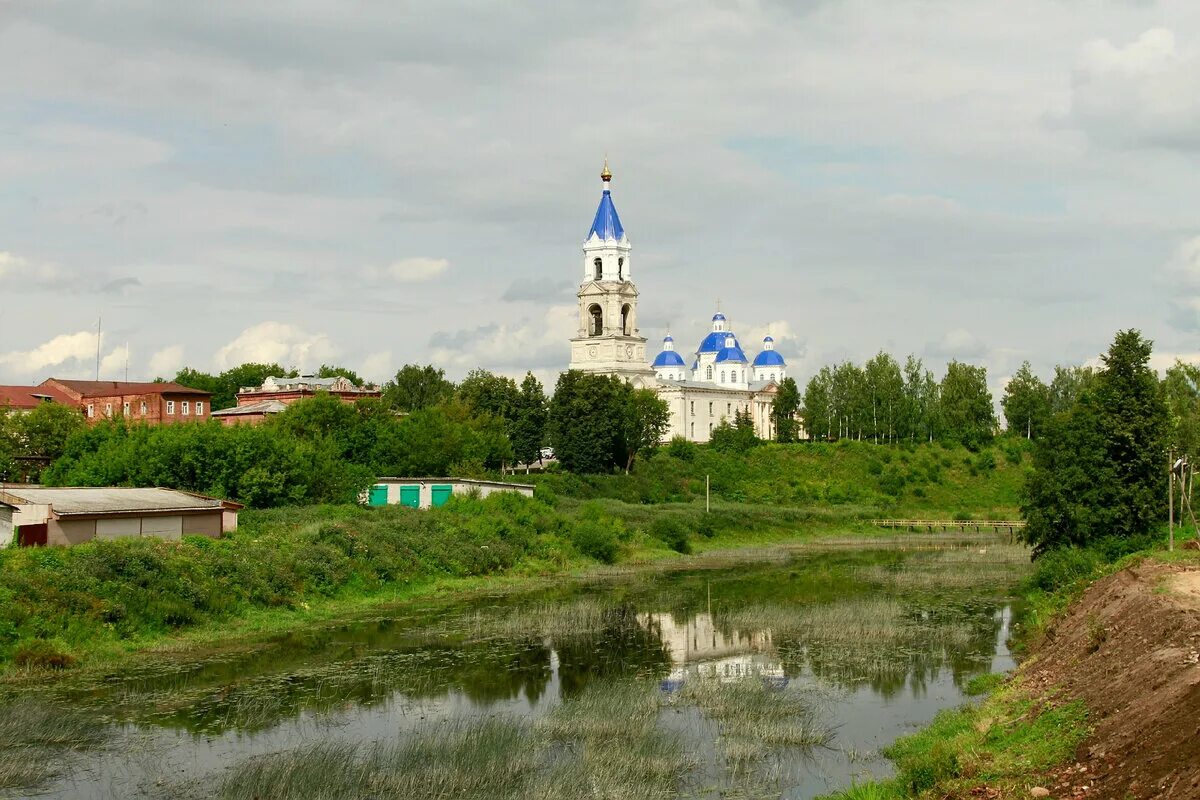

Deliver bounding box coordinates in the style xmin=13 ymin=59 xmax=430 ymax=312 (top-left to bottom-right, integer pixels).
xmin=29 ymin=539 xmax=1027 ymax=799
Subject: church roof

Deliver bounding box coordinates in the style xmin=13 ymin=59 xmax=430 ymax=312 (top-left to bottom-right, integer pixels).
xmin=714 ymin=344 xmax=748 ymax=363
xmin=587 ymin=189 xmax=625 ymax=242
xmin=653 ymin=349 xmax=687 ymax=368
xmin=696 ymin=331 xmax=731 ymax=353
xmin=753 ymin=350 xmax=786 ymax=367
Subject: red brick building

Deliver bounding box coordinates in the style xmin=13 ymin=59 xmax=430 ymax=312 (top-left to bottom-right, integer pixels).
xmin=0 ymin=384 xmax=74 ymax=412
xmin=40 ymin=379 xmax=212 ymax=425
xmin=212 ymin=375 xmax=380 ymax=426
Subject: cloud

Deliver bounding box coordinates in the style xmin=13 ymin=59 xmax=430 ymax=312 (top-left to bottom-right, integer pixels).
xmin=148 ymin=345 xmax=185 ymax=378
xmin=98 ymin=344 xmax=130 ymax=377
xmin=1067 ymin=28 xmax=1200 ymax=150
xmin=359 ymin=350 xmax=393 ymax=383
xmin=0 ymin=251 xmax=70 ymax=290
xmin=1164 ymin=236 xmax=1200 ymax=332
xmin=429 ymin=305 xmax=575 ymax=376
xmin=502 ymin=278 xmax=574 ymax=303
xmin=926 ymin=328 xmax=989 ymax=361
xmin=0 ymin=330 xmax=100 ymax=376
xmin=213 ymin=322 xmax=338 ymax=370
xmin=365 ymin=257 xmax=449 ymax=283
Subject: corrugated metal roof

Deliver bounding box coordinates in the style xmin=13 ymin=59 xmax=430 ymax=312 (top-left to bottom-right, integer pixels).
xmin=48 ymin=380 xmax=210 ymax=398
xmin=0 ymin=486 xmax=225 ymax=515
xmin=211 ymin=399 xmax=289 ymax=416
xmin=0 ymin=385 xmax=74 ymax=409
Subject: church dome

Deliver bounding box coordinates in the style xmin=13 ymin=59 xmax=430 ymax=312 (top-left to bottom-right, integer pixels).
xmin=587 ymin=160 xmax=626 ymax=242
xmin=753 ymin=335 xmax=786 ymax=367
xmin=652 ymin=335 xmax=687 ymax=368
xmin=714 ymin=334 xmax=748 ymax=364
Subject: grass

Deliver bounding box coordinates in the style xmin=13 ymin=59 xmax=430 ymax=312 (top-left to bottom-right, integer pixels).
xmin=0 ymin=696 xmax=108 ymax=790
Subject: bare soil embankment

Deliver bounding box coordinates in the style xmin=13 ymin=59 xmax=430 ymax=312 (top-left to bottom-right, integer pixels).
xmin=1023 ymin=560 xmax=1200 ymax=799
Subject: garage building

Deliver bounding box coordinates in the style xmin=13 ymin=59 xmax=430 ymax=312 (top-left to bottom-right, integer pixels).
xmin=0 ymin=486 xmax=242 ymax=547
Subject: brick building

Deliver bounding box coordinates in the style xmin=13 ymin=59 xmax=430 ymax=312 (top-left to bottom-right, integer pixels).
xmin=0 ymin=384 xmax=73 ymax=412
xmin=40 ymin=379 xmax=212 ymax=425
xmin=212 ymin=375 xmax=380 ymax=426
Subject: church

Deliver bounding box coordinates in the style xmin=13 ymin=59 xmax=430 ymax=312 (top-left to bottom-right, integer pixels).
xmin=566 ymin=161 xmax=786 ymax=442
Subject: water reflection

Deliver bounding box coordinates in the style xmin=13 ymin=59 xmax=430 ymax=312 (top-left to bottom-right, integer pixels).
xmin=36 ymin=540 xmax=1029 ymax=800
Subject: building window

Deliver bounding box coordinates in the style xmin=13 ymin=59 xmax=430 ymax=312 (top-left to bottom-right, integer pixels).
xmin=105 ymin=403 xmax=112 ymax=417
xmin=706 ymin=365 xmax=712 ymax=380
xmin=770 ymin=373 xmax=776 ymax=382
xmin=708 ymin=402 xmax=713 ymax=415
xmin=166 ymin=401 xmax=175 ymax=415
xmin=617 ymin=256 xmax=624 ymax=279
xmin=621 ymin=303 xmax=632 ymax=336
xmin=727 ymin=403 xmax=732 ymax=415
xmin=720 ymin=371 xmax=725 ymax=383
xmin=592 ymin=257 xmax=602 ymax=280
xmin=709 ymin=422 xmax=713 ymax=434
xmin=140 ymin=401 xmax=147 ymax=416
xmin=122 ymin=402 xmax=130 ymax=416
xmin=196 ymin=401 xmax=204 ymax=415
xmin=588 ymin=304 xmax=603 ymax=336
xmin=86 ymin=404 xmax=94 ymax=418
xmin=690 ymin=401 xmax=694 ymax=414
xmin=182 ymin=401 xmax=190 ymax=416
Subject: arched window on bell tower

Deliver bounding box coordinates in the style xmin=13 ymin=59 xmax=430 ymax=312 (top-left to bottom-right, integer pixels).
xmin=618 ymin=257 xmax=625 ymax=280
xmin=588 ymin=304 xmax=603 ymax=336
xmin=621 ymin=304 xmax=632 ymax=336
xmin=592 ymin=258 xmax=602 ymax=280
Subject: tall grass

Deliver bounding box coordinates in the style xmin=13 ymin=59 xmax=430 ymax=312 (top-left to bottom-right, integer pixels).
xmin=0 ymin=697 xmax=107 ymax=790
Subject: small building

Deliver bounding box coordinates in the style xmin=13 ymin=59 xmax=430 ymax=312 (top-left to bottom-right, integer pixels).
xmin=39 ymin=379 xmax=212 ymax=425
xmin=0 ymin=486 xmax=242 ymax=547
xmin=364 ymin=478 xmax=535 ymax=509
xmin=213 ymin=375 xmax=382 ymax=426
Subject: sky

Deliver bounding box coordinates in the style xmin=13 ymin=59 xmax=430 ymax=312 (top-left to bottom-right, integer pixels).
xmin=2 ymin=1 xmax=1200 ymax=402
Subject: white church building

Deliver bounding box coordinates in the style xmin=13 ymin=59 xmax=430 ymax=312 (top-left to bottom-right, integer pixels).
xmin=566 ymin=162 xmax=786 ymax=442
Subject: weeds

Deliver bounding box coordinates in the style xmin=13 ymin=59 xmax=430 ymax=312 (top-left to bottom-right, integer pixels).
xmin=0 ymin=697 xmax=107 ymax=790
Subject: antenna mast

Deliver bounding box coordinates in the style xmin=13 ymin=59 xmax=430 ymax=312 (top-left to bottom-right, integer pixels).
xmin=95 ymin=316 xmax=102 ymax=380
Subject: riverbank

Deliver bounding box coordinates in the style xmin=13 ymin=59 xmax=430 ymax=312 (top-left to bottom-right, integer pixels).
xmin=824 ymin=549 xmax=1200 ymax=800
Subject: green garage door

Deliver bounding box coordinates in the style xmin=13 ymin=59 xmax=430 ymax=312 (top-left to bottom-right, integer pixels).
xmin=431 ymin=485 xmax=453 ymax=507
xmin=368 ymin=484 xmax=388 ymax=507
xmin=400 ymin=485 xmax=421 ymax=508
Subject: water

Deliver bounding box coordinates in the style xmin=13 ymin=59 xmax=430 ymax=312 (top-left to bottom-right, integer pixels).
xmin=21 ymin=538 xmax=1028 ymax=799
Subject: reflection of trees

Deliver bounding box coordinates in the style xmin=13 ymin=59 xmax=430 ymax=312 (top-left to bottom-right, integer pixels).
xmin=553 ymin=604 xmax=672 ymax=698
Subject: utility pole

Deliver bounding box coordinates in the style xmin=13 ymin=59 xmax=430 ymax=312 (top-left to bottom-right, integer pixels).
xmin=705 ymin=474 xmax=710 ymax=514
xmin=94 ymin=316 xmax=102 ymax=380
xmin=1169 ymin=450 xmax=1175 ymax=552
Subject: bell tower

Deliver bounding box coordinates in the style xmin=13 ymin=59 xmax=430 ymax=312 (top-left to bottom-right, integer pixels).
xmin=568 ymin=160 xmax=655 ymax=386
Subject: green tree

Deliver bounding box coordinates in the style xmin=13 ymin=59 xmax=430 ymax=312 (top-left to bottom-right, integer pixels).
xmin=457 ymin=369 xmax=520 ymax=422
xmin=1022 ymin=330 xmax=1169 ymax=555
xmin=1001 ymin=361 xmax=1051 ymax=439
xmin=865 ymin=352 xmax=904 ymax=442
xmin=900 ymin=355 xmax=936 ymax=442
xmin=938 ymin=361 xmax=996 ymax=449
xmin=174 ymin=363 xmax=293 ymax=411
xmin=382 ymin=364 xmax=456 ymax=412
xmin=710 ymin=408 xmax=759 ymax=453
xmin=17 ymin=402 xmax=87 ymax=461
xmin=315 ymin=364 xmax=366 ymax=385
xmin=1048 ymin=365 xmax=1097 ymax=415
xmin=548 ymin=371 xmax=627 ymax=473
xmin=772 ymin=377 xmax=801 ymax=442
xmin=1161 ymin=361 xmax=1200 ymax=457
xmin=802 ymin=366 xmax=834 ymax=440
xmin=0 ymin=409 xmax=16 ymax=481
xmin=622 ymin=388 xmax=671 ymax=472
xmin=510 ymin=373 xmax=548 ymax=466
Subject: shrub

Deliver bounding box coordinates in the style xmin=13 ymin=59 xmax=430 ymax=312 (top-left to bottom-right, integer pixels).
xmin=571 ymin=521 xmax=618 ymax=564
xmin=647 ymin=517 xmax=692 ymax=554
xmin=975 ymin=450 xmax=997 ymax=471
xmin=952 ymin=511 xmax=973 ymax=522
xmin=665 ymin=436 xmax=697 ymax=461
xmin=12 ymin=639 xmax=76 ymax=670
xmin=1029 ymin=547 xmax=1102 ymax=591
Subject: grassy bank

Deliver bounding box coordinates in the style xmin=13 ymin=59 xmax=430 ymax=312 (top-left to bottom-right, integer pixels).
xmin=528 ymin=438 xmax=1030 ymax=518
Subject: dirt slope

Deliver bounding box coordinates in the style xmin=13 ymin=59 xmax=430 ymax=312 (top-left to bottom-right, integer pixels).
xmin=1023 ymin=560 xmax=1200 ymax=799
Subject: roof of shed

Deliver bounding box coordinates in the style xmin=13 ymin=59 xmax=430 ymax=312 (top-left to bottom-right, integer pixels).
xmin=0 ymin=486 xmax=228 ymax=515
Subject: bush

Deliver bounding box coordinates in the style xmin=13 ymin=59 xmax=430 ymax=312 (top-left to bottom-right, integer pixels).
xmin=665 ymin=436 xmax=697 ymax=461
xmin=975 ymin=450 xmax=997 ymax=471
xmin=12 ymin=639 xmax=76 ymax=670
xmin=571 ymin=520 xmax=619 ymax=564
xmin=647 ymin=517 xmax=692 ymax=554
xmin=1029 ymin=547 xmax=1103 ymax=591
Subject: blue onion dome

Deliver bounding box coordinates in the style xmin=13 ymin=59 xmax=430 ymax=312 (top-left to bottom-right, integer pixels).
xmin=714 ymin=334 xmax=748 ymax=363
xmin=712 ymin=312 xmax=726 ymax=322
xmin=587 ymin=158 xmax=626 ymax=241
xmin=753 ymin=335 xmax=787 ymax=367
xmin=652 ymin=335 xmax=687 ymax=368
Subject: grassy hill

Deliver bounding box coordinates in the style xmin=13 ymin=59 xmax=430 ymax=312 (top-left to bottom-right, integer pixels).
xmin=527 ymin=438 xmax=1030 ymax=520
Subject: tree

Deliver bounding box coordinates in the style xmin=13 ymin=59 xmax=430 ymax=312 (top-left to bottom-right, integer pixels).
xmin=0 ymin=409 xmax=17 ymax=481
xmin=1022 ymin=330 xmax=1169 ymax=555
xmin=938 ymin=361 xmax=996 ymax=449
xmin=547 ymin=371 xmax=628 ymax=473
xmin=382 ymin=364 xmax=456 ymax=412
xmin=900 ymin=355 xmax=936 ymax=442
xmin=1001 ymin=361 xmax=1051 ymax=439
xmin=864 ymin=352 xmax=904 ymax=442
xmin=1161 ymin=361 xmax=1200 ymax=458
xmin=802 ymin=367 xmax=834 ymax=440
xmin=622 ymin=388 xmax=671 ymax=472
xmin=17 ymin=402 xmax=87 ymax=461
xmin=1049 ymin=365 xmax=1096 ymax=415
xmin=772 ymin=377 xmax=801 ymax=442
xmin=316 ymin=364 xmax=365 ymax=385
xmin=174 ymin=362 xmax=294 ymax=411
xmin=710 ymin=409 xmax=759 ymax=453
xmin=457 ymin=369 xmax=520 ymax=422
xmin=510 ymin=373 xmax=548 ymax=466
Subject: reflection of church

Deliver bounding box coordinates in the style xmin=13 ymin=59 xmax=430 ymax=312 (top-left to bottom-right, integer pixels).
xmin=638 ymin=611 xmax=784 ymax=686
xmin=566 ymin=162 xmax=786 ymax=442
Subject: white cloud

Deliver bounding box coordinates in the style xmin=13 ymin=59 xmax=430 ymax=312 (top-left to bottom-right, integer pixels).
xmin=148 ymin=345 xmax=185 ymax=378
xmin=359 ymin=350 xmax=393 ymax=383
xmin=0 ymin=330 xmax=100 ymax=376
xmin=429 ymin=304 xmax=575 ymax=376
xmin=213 ymin=322 xmax=338 ymax=371
xmin=1068 ymin=28 xmax=1200 ymax=149
xmin=927 ymin=328 xmax=989 ymax=361
xmin=98 ymin=344 xmax=129 ymax=378
xmin=0 ymin=251 xmax=70 ymax=290
xmin=366 ymin=257 xmax=449 ymax=283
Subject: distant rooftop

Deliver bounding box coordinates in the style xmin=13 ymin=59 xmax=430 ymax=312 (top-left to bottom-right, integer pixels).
xmin=46 ymin=379 xmax=210 ymax=398
xmin=0 ymin=486 xmax=235 ymax=515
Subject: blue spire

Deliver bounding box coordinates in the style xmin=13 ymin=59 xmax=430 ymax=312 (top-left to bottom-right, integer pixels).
xmin=587 ymin=160 xmax=625 ymax=241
